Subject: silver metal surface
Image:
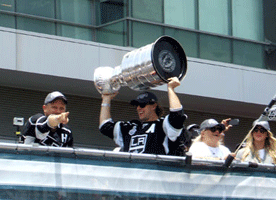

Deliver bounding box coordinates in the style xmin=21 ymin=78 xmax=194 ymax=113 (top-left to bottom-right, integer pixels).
xmin=94 ymin=36 xmax=187 ymax=94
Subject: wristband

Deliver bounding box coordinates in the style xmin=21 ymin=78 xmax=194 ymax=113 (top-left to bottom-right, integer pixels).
xmin=101 ymin=103 xmax=110 ymax=107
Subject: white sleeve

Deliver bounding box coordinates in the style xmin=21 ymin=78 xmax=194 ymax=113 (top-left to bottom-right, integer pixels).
xmin=188 ymin=142 xmax=209 ymax=158
xmin=220 ymin=145 xmax=231 ymax=157
xmin=162 ymin=115 xmax=183 ymax=141
xmin=35 ymin=116 xmax=50 ymax=140
xmin=113 ymin=121 xmax=124 ymax=149
xmin=24 ymin=136 xmax=35 ymax=144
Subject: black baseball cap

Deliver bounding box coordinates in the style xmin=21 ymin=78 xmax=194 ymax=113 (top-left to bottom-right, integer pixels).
xmin=130 ymin=92 xmax=158 ymax=106
xmin=44 ymin=91 xmax=67 ymax=105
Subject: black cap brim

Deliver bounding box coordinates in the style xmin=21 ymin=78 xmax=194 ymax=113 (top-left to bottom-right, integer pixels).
xmin=130 ymin=99 xmax=148 ymax=106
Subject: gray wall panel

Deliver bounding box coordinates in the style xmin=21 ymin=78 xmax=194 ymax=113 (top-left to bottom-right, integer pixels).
xmin=0 ymin=28 xmax=16 ymax=70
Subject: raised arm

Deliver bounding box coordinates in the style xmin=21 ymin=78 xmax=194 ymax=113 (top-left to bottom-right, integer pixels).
xmin=164 ymin=77 xmax=186 ymax=143
xmin=99 ymin=93 xmax=118 ymax=126
xmin=167 ymin=77 xmax=182 ymax=109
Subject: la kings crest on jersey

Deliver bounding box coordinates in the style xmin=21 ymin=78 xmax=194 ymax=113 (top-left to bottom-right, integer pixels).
xmin=129 ymin=123 xmax=157 ymax=153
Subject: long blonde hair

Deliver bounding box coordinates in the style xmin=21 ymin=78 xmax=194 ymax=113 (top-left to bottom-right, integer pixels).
xmin=241 ymin=126 xmax=276 ymax=163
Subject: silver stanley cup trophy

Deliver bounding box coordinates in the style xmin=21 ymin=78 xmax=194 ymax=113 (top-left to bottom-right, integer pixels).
xmin=94 ymin=36 xmax=187 ymax=94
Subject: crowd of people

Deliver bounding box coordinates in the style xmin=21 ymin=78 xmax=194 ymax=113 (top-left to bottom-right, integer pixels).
xmin=21 ymin=77 xmax=276 ymax=166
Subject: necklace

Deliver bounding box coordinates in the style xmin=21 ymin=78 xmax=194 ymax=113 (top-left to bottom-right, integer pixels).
xmin=208 ymin=146 xmax=219 ymax=156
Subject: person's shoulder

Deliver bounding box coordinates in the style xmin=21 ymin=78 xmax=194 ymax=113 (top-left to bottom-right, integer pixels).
xmin=189 ymin=142 xmax=204 ymax=149
xmin=29 ymin=113 xmax=44 ymax=122
xmin=219 ymin=144 xmax=231 ymax=152
xmin=62 ymin=123 xmax=71 ymax=129
xmin=60 ymin=124 xmax=72 ymax=133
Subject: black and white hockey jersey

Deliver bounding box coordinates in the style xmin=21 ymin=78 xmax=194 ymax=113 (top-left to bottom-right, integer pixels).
xmin=100 ymin=109 xmax=186 ymax=155
xmin=22 ymin=113 xmax=73 ymax=147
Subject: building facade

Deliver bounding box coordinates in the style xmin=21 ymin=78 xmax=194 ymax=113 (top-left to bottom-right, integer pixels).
xmin=0 ymin=0 xmax=276 ymax=151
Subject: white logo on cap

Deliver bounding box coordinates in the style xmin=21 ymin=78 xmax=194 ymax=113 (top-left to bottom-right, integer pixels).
xmin=137 ymin=93 xmax=148 ymax=100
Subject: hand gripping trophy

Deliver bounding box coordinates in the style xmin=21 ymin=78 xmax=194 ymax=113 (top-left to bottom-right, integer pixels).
xmin=94 ymin=36 xmax=187 ymax=94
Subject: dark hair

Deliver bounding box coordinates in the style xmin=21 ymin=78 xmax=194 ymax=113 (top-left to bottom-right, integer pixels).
xmin=155 ymin=103 xmax=164 ymax=117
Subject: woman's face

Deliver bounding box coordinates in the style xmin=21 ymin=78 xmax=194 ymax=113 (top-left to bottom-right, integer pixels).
xmin=252 ymin=125 xmax=268 ymax=143
xmin=202 ymin=126 xmax=223 ymax=145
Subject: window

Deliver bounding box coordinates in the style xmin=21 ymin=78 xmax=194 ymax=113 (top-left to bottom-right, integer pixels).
xmin=131 ymin=0 xmax=162 ymax=23
xmin=56 ymin=0 xmax=92 ymax=25
xmin=164 ymin=0 xmax=196 ymax=29
xmin=99 ymin=0 xmax=125 ymax=24
xmin=132 ymin=21 xmax=162 ymax=47
xmin=199 ymin=0 xmax=230 ymax=35
xmin=16 ymin=0 xmax=55 ymax=18
xmin=232 ymin=0 xmax=264 ymax=41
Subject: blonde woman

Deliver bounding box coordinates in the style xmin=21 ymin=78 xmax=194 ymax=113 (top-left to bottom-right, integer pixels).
xmin=236 ymin=121 xmax=276 ymax=164
xmin=188 ymin=119 xmax=232 ymax=160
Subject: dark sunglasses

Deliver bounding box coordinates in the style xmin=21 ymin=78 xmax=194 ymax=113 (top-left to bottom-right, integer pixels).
xmin=252 ymin=128 xmax=267 ymax=133
xmin=207 ymin=127 xmax=223 ymax=133
xmin=136 ymin=102 xmax=155 ymax=108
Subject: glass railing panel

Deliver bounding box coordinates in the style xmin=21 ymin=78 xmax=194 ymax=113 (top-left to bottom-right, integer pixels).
xmin=199 ymin=34 xmax=232 ymax=63
xmin=233 ymin=40 xmax=265 ymax=69
xmin=0 ymin=13 xmax=15 ymax=28
xmin=57 ymin=24 xmax=93 ymax=42
xmin=17 ymin=17 xmax=55 ymax=35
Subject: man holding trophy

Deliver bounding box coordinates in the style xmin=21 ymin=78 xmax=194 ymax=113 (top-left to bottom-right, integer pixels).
xmin=99 ymin=77 xmax=187 ymax=155
xmin=95 ymin=36 xmax=188 ymax=155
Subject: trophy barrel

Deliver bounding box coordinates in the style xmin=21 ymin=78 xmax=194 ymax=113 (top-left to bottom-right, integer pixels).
xmin=93 ymin=35 xmax=187 ymax=94
xmin=119 ymin=35 xmax=187 ymax=91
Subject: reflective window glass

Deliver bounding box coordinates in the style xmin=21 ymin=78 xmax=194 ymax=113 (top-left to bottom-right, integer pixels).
xmin=199 ymin=0 xmax=229 ymax=35
xmin=199 ymin=34 xmax=231 ymax=63
xmin=263 ymin=0 xmax=276 ymax=44
xmin=17 ymin=17 xmax=55 ymax=35
xmin=232 ymin=0 xmax=264 ymax=41
xmin=99 ymin=0 xmax=125 ymax=24
xmin=16 ymin=0 xmax=55 ymax=18
xmin=164 ymin=0 xmax=196 ymax=29
xmin=97 ymin=21 xmax=126 ymax=46
xmin=165 ymin=28 xmax=198 ymax=58
xmin=0 ymin=14 xmax=15 ymax=28
xmin=233 ymin=40 xmax=264 ymax=68
xmin=132 ymin=21 xmax=162 ymax=48
xmin=0 ymin=0 xmax=15 ymax=11
xmin=56 ymin=0 xmax=92 ymax=25
xmin=132 ymin=0 xmax=162 ymax=23
xmin=57 ymin=25 xmax=93 ymax=42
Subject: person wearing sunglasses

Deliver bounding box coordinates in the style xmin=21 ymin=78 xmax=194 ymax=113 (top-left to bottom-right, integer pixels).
xmin=235 ymin=121 xmax=276 ymax=164
xmin=188 ymin=119 xmax=232 ymax=160
xmin=99 ymin=77 xmax=187 ymax=155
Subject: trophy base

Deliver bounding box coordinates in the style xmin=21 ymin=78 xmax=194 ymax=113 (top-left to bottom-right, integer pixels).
xmin=152 ymin=36 xmax=187 ymax=83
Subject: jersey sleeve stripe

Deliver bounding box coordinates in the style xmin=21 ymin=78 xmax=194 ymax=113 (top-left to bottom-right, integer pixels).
xmin=113 ymin=121 xmax=124 ymax=149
